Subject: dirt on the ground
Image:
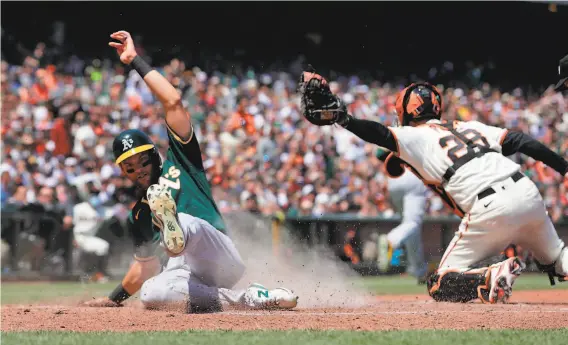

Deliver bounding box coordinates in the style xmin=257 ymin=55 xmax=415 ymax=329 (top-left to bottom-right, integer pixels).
xmin=2 ymin=290 xmax=568 ymax=331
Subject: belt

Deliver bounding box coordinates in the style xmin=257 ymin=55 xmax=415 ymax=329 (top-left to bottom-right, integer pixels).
xmin=478 ymin=172 xmax=525 ymax=200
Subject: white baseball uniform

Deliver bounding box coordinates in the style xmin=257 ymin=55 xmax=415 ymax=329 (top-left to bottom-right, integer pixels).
xmin=389 ymin=119 xmax=568 ymax=276
xmin=140 ymin=212 xmax=248 ymax=311
xmin=73 ymin=202 xmax=110 ymax=257
xmin=386 ymin=169 xmax=428 ymax=278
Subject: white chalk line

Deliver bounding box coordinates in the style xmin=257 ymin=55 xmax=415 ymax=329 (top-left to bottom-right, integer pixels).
xmin=221 ymin=309 xmax=568 ymax=316
xmin=4 ymin=305 xmax=568 ymax=316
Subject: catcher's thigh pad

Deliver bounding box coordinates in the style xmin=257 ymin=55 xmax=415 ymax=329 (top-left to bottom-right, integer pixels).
xmin=427 ymin=269 xmax=490 ymax=303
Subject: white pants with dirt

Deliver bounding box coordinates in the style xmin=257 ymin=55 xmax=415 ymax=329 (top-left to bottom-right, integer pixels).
xmin=387 ymin=170 xmax=428 ymax=278
xmin=140 ymin=213 xmax=248 ymax=312
xmin=438 ymin=174 xmax=568 ymax=276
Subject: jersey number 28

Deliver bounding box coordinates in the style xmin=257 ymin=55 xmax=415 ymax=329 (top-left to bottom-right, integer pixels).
xmin=438 ymin=129 xmax=489 ymax=163
xmin=159 ymin=166 xmax=181 ymax=190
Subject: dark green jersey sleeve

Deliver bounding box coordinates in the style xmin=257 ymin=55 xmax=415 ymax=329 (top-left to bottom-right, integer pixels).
xmin=166 ymin=123 xmax=204 ymax=171
xmin=127 ymin=199 xmax=161 ymax=259
xmin=376 ymin=147 xmax=390 ymax=162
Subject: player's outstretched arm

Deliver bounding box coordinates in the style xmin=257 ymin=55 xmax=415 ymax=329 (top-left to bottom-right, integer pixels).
xmin=83 ymin=257 xmax=160 ymax=307
xmin=341 ymin=116 xmax=398 ymax=152
xmin=109 ymin=31 xmax=192 ymax=141
xmin=501 ymin=130 xmax=568 ymax=177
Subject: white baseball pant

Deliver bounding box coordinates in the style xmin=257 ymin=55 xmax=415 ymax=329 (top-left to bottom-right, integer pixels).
xmin=438 ymin=174 xmax=568 ymax=276
xmin=74 ymin=235 xmax=110 ymax=257
xmin=140 ymin=213 xmax=248 ymax=312
xmin=387 ymin=170 xmax=428 ymax=278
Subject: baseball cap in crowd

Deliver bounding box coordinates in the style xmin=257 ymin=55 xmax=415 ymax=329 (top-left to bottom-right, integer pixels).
xmin=554 ymin=54 xmax=568 ymax=92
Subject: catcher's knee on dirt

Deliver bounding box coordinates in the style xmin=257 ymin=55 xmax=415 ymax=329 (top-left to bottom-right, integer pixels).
xmin=427 ymin=269 xmax=490 ymax=303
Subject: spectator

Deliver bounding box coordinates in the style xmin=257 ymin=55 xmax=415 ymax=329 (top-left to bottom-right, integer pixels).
xmin=1 ymin=42 xmax=567 ymax=225
xmin=72 ymin=184 xmax=111 ymax=282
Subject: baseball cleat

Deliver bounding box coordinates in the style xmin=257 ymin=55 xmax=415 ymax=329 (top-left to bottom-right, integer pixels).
xmin=146 ymin=184 xmax=185 ymax=255
xmin=378 ymin=234 xmax=393 ymax=273
xmin=488 ymin=257 xmax=525 ymax=303
xmin=243 ymin=283 xmax=299 ymax=310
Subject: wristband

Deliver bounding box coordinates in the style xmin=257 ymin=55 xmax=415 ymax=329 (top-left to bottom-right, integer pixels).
xmin=109 ymin=284 xmax=131 ymax=304
xmin=131 ymin=56 xmax=153 ymax=78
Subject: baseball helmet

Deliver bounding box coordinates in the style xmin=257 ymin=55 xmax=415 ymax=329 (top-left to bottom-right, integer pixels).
xmin=395 ymin=82 xmax=443 ymax=126
xmin=113 ymin=129 xmax=159 ymax=165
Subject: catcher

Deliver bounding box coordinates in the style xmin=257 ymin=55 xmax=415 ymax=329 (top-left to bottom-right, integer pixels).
xmin=84 ymin=31 xmax=298 ymax=312
xmin=298 ymin=70 xmax=568 ymax=303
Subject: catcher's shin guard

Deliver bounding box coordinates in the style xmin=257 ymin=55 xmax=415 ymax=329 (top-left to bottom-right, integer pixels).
xmin=534 ymin=259 xmax=567 ymax=285
xmin=427 ymin=269 xmax=490 ymax=303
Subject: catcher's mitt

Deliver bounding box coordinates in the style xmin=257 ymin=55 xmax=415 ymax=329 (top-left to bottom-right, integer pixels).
xmin=298 ymin=68 xmax=348 ymax=126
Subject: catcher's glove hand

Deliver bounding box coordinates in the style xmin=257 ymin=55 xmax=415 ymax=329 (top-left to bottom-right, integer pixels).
xmin=298 ymin=67 xmax=349 ymax=126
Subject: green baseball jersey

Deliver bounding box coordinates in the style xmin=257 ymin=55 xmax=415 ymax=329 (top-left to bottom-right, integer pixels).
xmin=127 ymin=125 xmax=227 ymax=259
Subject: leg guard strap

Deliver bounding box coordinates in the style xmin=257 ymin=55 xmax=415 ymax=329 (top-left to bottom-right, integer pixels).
xmin=534 ymin=257 xmax=567 ymax=286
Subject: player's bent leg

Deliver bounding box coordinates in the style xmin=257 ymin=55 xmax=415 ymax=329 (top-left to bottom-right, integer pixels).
xmin=404 ymin=227 xmax=428 ymax=279
xmin=188 ymin=281 xmax=298 ymax=312
xmin=428 ymin=257 xmax=525 ymax=303
xmin=432 ymin=210 xmax=526 ymax=303
xmin=402 ymin=193 xmax=427 ymax=279
xmin=140 ymin=267 xmax=192 ymax=310
xmin=427 ymin=268 xmax=489 ymax=303
xmin=554 ymin=247 xmax=568 ymax=281
xmin=74 ymin=235 xmax=110 ymax=257
xmin=140 ymin=268 xmax=231 ymax=313
xmin=517 ymin=206 xmax=568 ymax=283
xmin=178 ymin=212 xmax=246 ymax=289
xmin=74 ymin=235 xmax=111 ymax=281
xmin=140 ymin=268 xmax=297 ymax=313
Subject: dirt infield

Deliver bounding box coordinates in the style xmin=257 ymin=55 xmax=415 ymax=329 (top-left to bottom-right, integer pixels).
xmin=2 ymin=290 xmax=568 ymax=331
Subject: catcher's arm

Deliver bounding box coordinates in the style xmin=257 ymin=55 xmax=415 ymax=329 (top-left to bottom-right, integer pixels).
xmin=502 ymin=130 xmax=568 ymax=177
xmin=344 ymin=117 xmax=398 ymax=152
xmin=301 ymin=71 xmax=466 ymax=216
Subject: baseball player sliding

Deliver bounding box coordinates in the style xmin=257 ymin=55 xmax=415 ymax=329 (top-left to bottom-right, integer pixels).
xmin=84 ymin=31 xmax=298 ymax=312
xmin=376 ymin=148 xmax=428 ymax=284
xmin=299 ymin=70 xmax=568 ymax=303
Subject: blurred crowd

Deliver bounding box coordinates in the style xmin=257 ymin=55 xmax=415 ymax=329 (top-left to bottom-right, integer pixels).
xmin=2 ymin=42 xmax=568 ymax=227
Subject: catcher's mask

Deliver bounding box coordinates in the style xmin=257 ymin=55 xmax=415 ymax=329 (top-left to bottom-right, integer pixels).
xmin=395 ymin=82 xmax=443 ymax=126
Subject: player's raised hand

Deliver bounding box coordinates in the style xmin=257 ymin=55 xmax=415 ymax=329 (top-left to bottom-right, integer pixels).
xmin=109 ymin=30 xmax=138 ymax=65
